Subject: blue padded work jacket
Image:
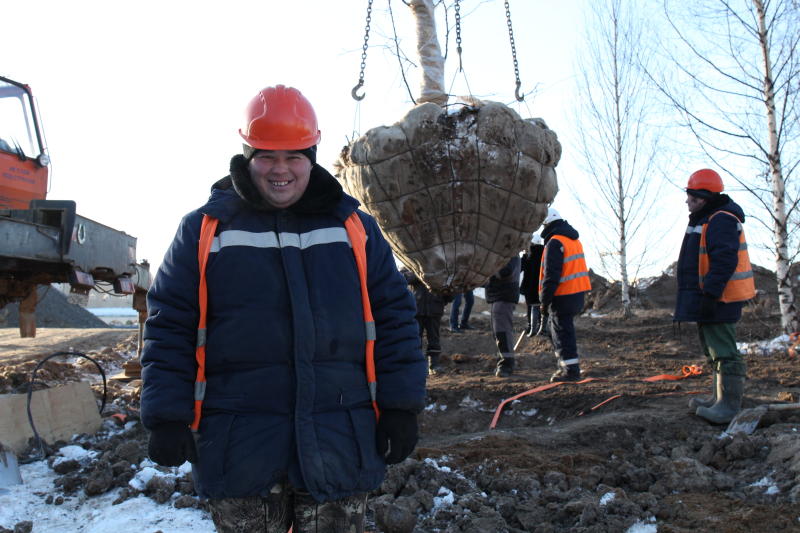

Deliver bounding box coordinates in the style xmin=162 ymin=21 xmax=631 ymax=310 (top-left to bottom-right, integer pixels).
xmin=140 ymin=160 xmax=426 ymax=502
xmin=674 ymin=194 xmax=746 ymax=323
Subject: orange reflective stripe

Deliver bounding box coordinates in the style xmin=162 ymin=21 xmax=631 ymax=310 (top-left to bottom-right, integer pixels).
xmin=698 ymin=211 xmax=756 ymax=303
xmin=191 ymin=212 xmax=379 ymax=431
xmin=538 ymin=236 xmax=591 ymax=296
xmin=192 ymin=214 xmax=218 ymax=431
xmin=344 ymin=212 xmax=380 ymax=421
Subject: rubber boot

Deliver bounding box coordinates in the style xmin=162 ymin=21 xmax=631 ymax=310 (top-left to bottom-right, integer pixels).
xmin=688 ymin=371 xmax=718 ymax=410
xmin=495 ymin=357 xmax=515 ymax=377
xmin=527 ymin=307 xmax=541 ymax=338
xmin=428 ymin=354 xmax=443 ymax=376
xmin=550 ymin=364 xmax=581 ymax=383
xmin=695 ymin=374 xmax=745 ymax=425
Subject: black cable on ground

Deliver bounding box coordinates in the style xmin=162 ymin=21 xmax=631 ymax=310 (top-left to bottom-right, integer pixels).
xmin=26 ymin=351 xmax=108 ymax=460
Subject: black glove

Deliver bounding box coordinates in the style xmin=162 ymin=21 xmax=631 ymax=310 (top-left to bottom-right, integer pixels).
xmin=699 ymin=293 xmax=717 ymax=321
xmin=376 ymin=409 xmax=418 ymax=465
xmin=147 ymin=423 xmax=198 ymax=466
xmin=536 ymin=306 xmax=550 ymax=336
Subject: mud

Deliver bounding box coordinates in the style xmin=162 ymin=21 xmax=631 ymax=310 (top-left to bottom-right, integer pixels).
xmin=2 ymin=298 xmax=800 ymax=532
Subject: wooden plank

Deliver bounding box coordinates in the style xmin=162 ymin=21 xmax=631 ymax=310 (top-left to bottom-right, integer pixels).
xmin=0 ymin=382 xmax=102 ymax=453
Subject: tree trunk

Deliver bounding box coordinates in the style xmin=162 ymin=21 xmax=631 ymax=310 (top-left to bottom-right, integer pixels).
xmin=410 ymin=0 xmax=447 ymax=106
xmin=612 ymin=11 xmax=632 ymax=319
xmin=754 ymin=0 xmax=798 ymax=333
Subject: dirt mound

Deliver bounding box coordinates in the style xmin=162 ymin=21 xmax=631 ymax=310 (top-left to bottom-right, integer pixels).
xmin=588 ymin=262 xmax=786 ymax=318
xmin=0 ymin=286 xmax=108 ymax=329
xmin=3 ymin=308 xmax=800 ymax=531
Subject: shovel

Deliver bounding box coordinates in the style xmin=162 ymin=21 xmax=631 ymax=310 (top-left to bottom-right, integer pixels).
xmin=726 ymin=402 xmax=800 ymax=435
xmin=513 ymin=331 xmax=527 ymax=352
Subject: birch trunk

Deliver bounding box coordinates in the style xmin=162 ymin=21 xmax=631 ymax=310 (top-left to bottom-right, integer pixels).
xmin=612 ymin=23 xmax=632 ymax=319
xmin=754 ymin=0 xmax=798 ymax=333
xmin=410 ymin=0 xmax=447 ymax=106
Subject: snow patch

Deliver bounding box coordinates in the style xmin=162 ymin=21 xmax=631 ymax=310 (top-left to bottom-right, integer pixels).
xmin=424 ymin=458 xmax=452 ymax=473
xmin=0 ymin=460 xmax=213 ymax=533
xmin=433 ymin=486 xmax=455 ymax=510
xmin=56 ymin=445 xmax=97 ymax=462
xmin=750 ymin=476 xmax=780 ymax=494
xmin=129 ymin=466 xmax=175 ymax=491
xmin=738 ymin=334 xmax=790 ymax=357
xmin=459 ymin=395 xmax=483 ymax=409
xmin=626 ymin=517 xmax=658 ymax=533
xmin=599 ymin=491 xmax=616 ymax=506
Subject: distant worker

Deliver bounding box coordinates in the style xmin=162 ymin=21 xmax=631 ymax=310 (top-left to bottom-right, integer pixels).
xmin=539 ymin=208 xmax=591 ymax=383
xmin=520 ymin=233 xmax=545 ymax=337
xmin=140 ymin=84 xmax=427 ymax=533
xmin=485 ymin=256 xmax=522 ymax=377
xmin=676 ymin=169 xmax=755 ymax=425
xmin=402 ymin=268 xmax=448 ymax=375
xmin=449 ymin=290 xmax=475 ymax=332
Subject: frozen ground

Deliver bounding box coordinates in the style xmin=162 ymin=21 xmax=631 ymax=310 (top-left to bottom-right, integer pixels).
xmin=0 ymin=444 xmax=214 ymax=533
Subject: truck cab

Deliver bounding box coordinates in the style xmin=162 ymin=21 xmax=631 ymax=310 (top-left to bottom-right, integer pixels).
xmin=0 ymin=76 xmax=49 ymax=209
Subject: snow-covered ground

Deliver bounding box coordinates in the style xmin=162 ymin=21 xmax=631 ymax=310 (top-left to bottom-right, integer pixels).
xmin=0 ymin=447 xmax=214 ymax=533
xmin=738 ymin=334 xmax=791 ymax=356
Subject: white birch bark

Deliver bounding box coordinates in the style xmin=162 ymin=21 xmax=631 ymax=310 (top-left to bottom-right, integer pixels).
xmin=754 ymin=0 xmax=798 ymax=332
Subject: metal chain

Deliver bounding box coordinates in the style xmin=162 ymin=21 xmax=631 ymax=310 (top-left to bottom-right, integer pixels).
xmin=455 ymin=0 xmax=463 ymax=71
xmin=352 ymin=0 xmax=374 ymax=101
xmin=504 ymin=0 xmax=524 ymax=101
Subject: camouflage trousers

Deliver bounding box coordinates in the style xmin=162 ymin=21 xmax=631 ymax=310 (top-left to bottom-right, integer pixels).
xmin=208 ymin=482 xmax=367 ymax=533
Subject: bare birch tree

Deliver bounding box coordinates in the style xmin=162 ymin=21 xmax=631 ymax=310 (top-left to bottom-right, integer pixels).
xmin=650 ymin=0 xmax=800 ymax=333
xmin=573 ymin=0 xmax=670 ymax=317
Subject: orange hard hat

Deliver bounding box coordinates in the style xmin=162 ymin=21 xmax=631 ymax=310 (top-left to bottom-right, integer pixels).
xmin=687 ymin=168 xmax=724 ymax=193
xmin=239 ymin=85 xmax=321 ymax=151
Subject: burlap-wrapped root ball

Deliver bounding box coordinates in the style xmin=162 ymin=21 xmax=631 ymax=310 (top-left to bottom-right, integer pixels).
xmin=334 ymin=100 xmax=560 ymax=293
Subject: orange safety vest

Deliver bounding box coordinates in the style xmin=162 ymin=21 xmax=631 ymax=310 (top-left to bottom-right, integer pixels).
xmin=698 ymin=211 xmax=756 ymax=303
xmin=539 ymin=235 xmax=591 ymax=296
xmin=190 ymin=212 xmax=379 ymax=431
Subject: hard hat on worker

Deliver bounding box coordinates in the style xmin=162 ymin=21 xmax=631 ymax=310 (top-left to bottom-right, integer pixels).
xmin=543 ymin=207 xmax=562 ymax=226
xmin=686 ymin=168 xmax=723 ymax=199
xmin=239 ymin=85 xmax=322 ymax=154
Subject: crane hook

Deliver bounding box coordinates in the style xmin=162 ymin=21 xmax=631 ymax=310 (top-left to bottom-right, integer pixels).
xmin=351 ymin=80 xmax=366 ymax=101
xmin=514 ymin=81 xmax=524 ymax=102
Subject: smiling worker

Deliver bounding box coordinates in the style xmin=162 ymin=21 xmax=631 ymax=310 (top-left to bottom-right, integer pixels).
xmin=140 ymin=85 xmax=427 ymax=533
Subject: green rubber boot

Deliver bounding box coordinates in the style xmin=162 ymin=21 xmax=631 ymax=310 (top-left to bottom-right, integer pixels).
xmin=695 ymin=374 xmax=745 ymax=425
xmin=688 ymin=371 xmax=717 ymax=410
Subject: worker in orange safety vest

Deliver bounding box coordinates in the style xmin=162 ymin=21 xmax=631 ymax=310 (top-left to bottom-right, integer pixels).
xmin=675 ymin=168 xmax=755 ymax=425
xmin=538 ymin=208 xmax=592 ymax=383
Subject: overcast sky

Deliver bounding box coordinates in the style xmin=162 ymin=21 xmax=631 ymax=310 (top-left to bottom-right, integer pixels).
xmin=3 ymin=0 xmax=699 ymax=281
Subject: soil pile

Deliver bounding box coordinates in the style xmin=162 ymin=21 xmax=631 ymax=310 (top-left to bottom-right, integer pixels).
xmin=2 ymin=303 xmax=800 ymax=531
xmin=0 ymin=286 xmax=108 ymax=329
xmin=590 ymin=262 xmax=786 ymax=318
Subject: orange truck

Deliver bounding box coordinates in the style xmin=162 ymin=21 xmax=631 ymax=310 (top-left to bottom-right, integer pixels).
xmin=0 ymin=75 xmax=149 ymax=338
